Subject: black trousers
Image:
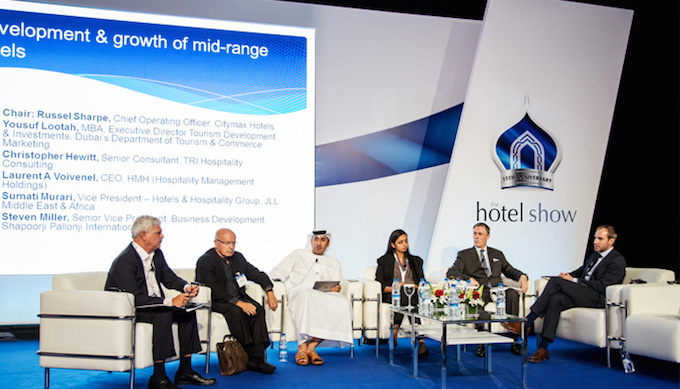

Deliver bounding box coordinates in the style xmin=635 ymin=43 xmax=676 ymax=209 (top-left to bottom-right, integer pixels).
xmin=136 ymin=308 xmax=202 ymax=361
xmin=530 ymin=277 xmax=603 ymax=342
xmin=213 ymin=296 xmax=270 ymax=360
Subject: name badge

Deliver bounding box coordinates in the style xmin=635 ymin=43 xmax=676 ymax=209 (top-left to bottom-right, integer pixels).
xmin=235 ymin=273 xmax=247 ymax=288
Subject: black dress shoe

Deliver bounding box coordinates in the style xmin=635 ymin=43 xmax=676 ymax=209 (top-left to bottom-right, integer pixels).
xmin=257 ymin=361 xmax=276 ymax=374
xmin=247 ymin=359 xmax=277 ymax=374
xmin=510 ymin=343 xmax=523 ymax=356
xmin=174 ymin=371 xmax=216 ymax=386
xmin=363 ymin=338 xmax=388 ymax=345
xmin=149 ymin=376 xmax=181 ymax=389
xmin=475 ymin=344 xmax=485 ymax=358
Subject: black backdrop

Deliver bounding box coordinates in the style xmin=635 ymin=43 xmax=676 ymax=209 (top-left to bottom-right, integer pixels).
xmin=286 ymin=0 xmax=680 ymax=278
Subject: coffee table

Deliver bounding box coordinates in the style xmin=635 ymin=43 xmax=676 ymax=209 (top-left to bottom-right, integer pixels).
xmin=388 ymin=307 xmax=528 ymax=389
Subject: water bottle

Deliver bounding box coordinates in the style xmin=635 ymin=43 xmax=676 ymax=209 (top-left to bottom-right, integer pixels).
xmin=391 ymin=278 xmax=401 ymax=308
xmin=496 ymin=283 xmax=507 ymax=318
xmin=442 ymin=278 xmax=451 ymax=315
xmin=456 ymin=279 xmax=464 ymax=317
xmin=417 ymin=278 xmax=427 ymax=314
xmin=619 ymin=341 xmax=635 ymax=373
xmin=463 ymin=279 xmax=473 ymax=317
xmin=422 ymin=281 xmax=432 ymax=316
xmin=448 ymin=279 xmax=460 ymax=319
xmin=278 ymin=333 xmax=288 ymax=362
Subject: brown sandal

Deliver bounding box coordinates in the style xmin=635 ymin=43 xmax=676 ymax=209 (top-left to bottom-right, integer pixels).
xmin=295 ymin=351 xmax=309 ymax=366
xmin=308 ymin=350 xmax=324 ymax=365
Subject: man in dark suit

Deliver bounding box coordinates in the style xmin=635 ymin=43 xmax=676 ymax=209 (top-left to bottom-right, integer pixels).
xmin=105 ymin=216 xmax=216 ymax=389
xmin=502 ymin=224 xmax=626 ymax=363
xmin=195 ymin=228 xmax=278 ymax=374
xmin=446 ymin=222 xmax=529 ymax=356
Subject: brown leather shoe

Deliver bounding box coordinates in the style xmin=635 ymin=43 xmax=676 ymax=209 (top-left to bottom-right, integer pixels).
xmin=529 ymin=348 xmax=550 ymax=363
xmin=501 ymin=322 xmax=522 ymax=335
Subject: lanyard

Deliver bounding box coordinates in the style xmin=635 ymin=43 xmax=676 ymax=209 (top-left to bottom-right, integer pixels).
xmin=393 ymin=253 xmax=408 ymax=282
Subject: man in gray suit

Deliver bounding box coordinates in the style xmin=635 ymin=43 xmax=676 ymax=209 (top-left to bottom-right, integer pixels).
xmin=446 ymin=222 xmax=528 ymax=356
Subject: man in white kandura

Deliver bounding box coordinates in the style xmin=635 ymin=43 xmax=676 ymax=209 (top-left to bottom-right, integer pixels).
xmin=268 ymin=230 xmax=353 ymax=366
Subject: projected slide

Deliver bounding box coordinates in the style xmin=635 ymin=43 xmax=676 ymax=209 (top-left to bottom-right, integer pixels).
xmin=0 ymin=1 xmax=315 ymax=274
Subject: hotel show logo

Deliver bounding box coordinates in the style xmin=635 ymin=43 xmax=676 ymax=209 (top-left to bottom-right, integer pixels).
xmin=492 ymin=111 xmax=562 ymax=190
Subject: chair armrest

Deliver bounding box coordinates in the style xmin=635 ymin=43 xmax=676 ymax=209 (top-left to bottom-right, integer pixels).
xmin=40 ymin=290 xmax=134 ymax=317
xmin=605 ymin=284 xmax=627 ymax=306
xmin=343 ymin=279 xmax=363 ymax=300
xmin=623 ymin=284 xmax=680 ymax=316
xmin=500 ymin=277 xmax=520 ymax=289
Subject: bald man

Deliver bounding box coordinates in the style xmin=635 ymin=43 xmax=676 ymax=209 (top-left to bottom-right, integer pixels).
xmin=195 ymin=228 xmax=278 ymax=374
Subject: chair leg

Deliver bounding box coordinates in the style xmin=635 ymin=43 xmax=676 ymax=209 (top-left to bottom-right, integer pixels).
xmin=129 ymin=365 xmax=135 ymax=389
xmin=44 ymin=367 xmax=49 ymax=389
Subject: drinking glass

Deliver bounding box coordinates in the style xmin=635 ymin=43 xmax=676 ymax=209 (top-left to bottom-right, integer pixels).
xmin=403 ymin=284 xmax=416 ymax=311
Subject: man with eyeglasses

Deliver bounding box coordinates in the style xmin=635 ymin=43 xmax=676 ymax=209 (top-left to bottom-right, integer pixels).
xmin=195 ymin=228 xmax=278 ymax=374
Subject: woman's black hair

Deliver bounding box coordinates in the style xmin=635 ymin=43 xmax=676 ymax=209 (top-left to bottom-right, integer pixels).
xmin=385 ymin=229 xmax=410 ymax=256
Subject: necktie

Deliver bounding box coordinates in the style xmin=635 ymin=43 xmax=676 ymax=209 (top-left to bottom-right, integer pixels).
xmin=584 ymin=254 xmax=601 ymax=281
xmin=480 ymin=249 xmax=491 ymax=277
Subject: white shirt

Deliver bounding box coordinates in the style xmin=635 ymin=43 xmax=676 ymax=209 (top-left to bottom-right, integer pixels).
xmin=132 ymin=241 xmax=170 ymax=306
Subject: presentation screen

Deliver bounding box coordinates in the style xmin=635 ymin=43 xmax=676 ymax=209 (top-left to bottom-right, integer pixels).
xmin=0 ymin=0 xmax=315 ymax=274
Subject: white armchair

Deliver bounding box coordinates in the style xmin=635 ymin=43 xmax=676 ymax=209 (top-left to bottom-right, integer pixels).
xmin=623 ymin=284 xmax=680 ymax=363
xmin=38 ymin=270 xmax=210 ymax=389
xmin=532 ymin=267 xmax=675 ymax=367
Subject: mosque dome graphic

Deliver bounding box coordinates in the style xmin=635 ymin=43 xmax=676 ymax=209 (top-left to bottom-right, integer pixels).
xmin=492 ymin=112 xmax=562 ymax=190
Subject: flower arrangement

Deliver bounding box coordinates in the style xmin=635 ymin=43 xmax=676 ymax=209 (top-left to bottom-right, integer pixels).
xmin=431 ymin=283 xmax=447 ymax=307
xmin=429 ymin=282 xmax=485 ymax=308
xmin=461 ymin=285 xmax=485 ymax=307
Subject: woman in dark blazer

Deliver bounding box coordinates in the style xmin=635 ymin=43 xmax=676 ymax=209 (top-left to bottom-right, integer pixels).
xmin=375 ymin=229 xmax=428 ymax=357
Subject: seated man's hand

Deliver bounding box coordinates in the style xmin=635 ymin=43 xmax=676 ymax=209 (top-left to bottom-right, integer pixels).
xmin=519 ymin=274 xmax=529 ymax=293
xmin=266 ymin=290 xmax=278 ymax=311
xmin=172 ymin=293 xmax=190 ymax=307
xmin=468 ymin=277 xmax=480 ymax=288
xmin=237 ymin=300 xmax=257 ymax=316
xmin=558 ymin=272 xmax=574 ymax=282
xmin=185 ymin=284 xmax=199 ymax=297
xmin=331 ymin=284 xmax=341 ymax=293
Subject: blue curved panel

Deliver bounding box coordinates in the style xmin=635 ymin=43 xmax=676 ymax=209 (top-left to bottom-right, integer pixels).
xmin=316 ymin=104 xmax=462 ymax=187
